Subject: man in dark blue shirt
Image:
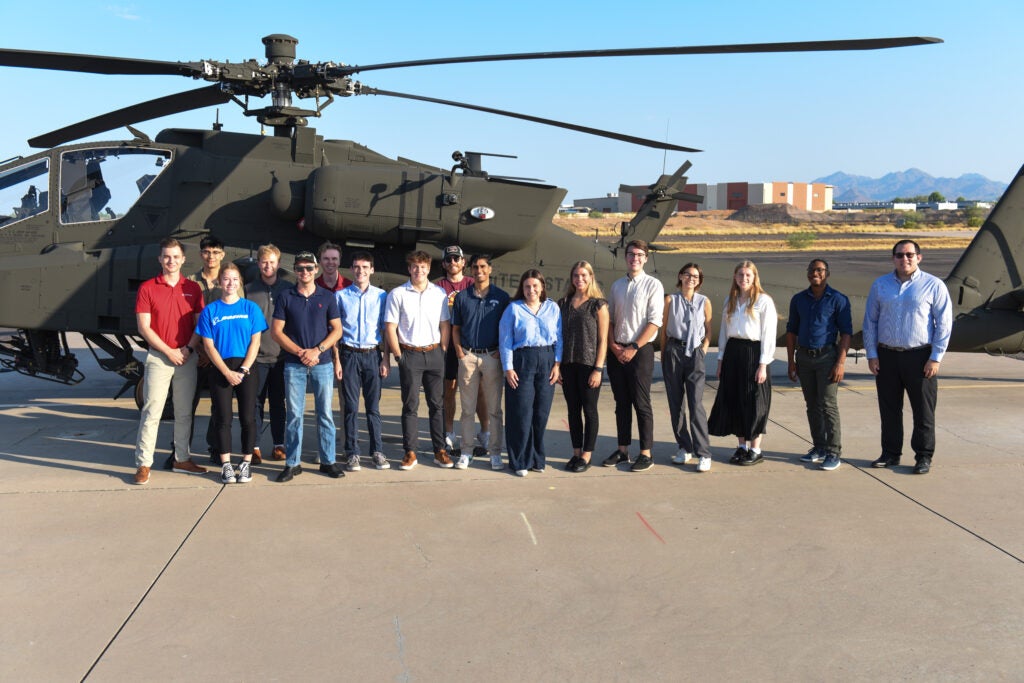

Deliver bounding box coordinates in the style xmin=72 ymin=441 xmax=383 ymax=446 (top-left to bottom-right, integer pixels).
xmin=785 ymin=258 xmax=853 ymax=471
xmin=451 ymin=254 xmax=510 ymax=470
xmin=270 ymin=251 xmax=344 ymax=482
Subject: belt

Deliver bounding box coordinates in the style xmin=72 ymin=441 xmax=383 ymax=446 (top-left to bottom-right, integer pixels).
xmin=798 ymin=344 xmax=835 ymax=358
xmin=399 ymin=343 xmax=438 ymax=353
xmin=667 ymin=337 xmax=684 ymax=345
xmin=878 ymin=343 xmax=931 ymax=353
xmin=342 ymin=345 xmax=378 ymax=353
xmin=462 ymin=345 xmax=497 ymax=354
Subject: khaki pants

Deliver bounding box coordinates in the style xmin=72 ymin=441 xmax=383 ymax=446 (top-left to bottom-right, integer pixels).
xmin=458 ymin=349 xmax=503 ymax=454
xmin=134 ymin=350 xmax=197 ymax=468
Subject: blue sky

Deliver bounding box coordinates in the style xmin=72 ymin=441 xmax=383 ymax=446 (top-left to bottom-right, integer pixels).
xmin=1 ymin=0 xmax=1020 ymax=199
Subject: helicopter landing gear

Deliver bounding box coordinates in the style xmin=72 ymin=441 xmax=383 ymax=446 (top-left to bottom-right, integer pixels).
xmin=0 ymin=329 xmax=84 ymax=385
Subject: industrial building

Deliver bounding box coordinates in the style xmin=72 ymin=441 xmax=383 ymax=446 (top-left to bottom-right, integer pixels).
xmin=627 ymin=181 xmax=833 ymax=212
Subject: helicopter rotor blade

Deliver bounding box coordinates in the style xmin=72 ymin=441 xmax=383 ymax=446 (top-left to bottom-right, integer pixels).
xmin=0 ymin=46 xmax=197 ymax=76
xmin=28 ymin=84 xmax=233 ymax=148
xmin=358 ymin=87 xmax=701 ymax=153
xmin=341 ymin=37 xmax=942 ymax=75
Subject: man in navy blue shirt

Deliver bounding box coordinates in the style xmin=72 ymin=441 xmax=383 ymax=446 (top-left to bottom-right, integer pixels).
xmin=785 ymin=259 xmax=852 ymax=471
xmin=452 ymin=254 xmax=510 ymax=470
xmin=271 ymin=251 xmax=344 ymax=482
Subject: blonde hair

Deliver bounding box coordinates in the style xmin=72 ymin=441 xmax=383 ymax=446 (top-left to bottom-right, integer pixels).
xmin=563 ymin=261 xmax=604 ymax=300
xmin=725 ymin=260 xmax=765 ymax=321
xmin=256 ymin=243 xmax=280 ymax=261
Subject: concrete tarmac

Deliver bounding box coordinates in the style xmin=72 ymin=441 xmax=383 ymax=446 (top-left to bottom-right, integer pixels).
xmin=1 ymin=338 xmax=1022 ymax=681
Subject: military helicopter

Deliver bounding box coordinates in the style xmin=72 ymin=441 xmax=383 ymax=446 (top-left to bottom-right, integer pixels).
xmin=0 ymin=34 xmax=1021 ymax=402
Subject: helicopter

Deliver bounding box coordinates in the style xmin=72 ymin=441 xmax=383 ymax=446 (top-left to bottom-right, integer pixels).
xmin=0 ymin=33 xmax=1022 ymax=403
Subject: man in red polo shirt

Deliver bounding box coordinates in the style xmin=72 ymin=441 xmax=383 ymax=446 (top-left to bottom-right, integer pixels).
xmin=132 ymin=238 xmax=208 ymax=484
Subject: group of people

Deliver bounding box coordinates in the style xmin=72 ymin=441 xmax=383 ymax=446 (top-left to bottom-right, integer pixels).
xmin=131 ymin=234 xmax=953 ymax=486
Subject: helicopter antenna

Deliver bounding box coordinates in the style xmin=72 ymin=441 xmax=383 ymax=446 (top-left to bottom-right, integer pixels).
xmin=661 ymin=119 xmax=670 ymax=175
xmin=213 ymin=108 xmax=222 ymax=131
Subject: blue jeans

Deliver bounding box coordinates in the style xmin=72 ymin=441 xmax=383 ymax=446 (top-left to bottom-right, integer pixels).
xmin=284 ymin=362 xmax=336 ymax=467
xmin=341 ymin=348 xmax=383 ymax=455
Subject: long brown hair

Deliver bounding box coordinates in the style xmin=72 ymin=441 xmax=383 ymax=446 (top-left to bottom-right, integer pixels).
xmin=513 ymin=269 xmax=547 ymax=302
xmin=725 ymin=260 xmax=765 ymax=320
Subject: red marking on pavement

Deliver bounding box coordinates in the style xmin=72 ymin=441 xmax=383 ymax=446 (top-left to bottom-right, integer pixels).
xmin=635 ymin=511 xmax=666 ymax=544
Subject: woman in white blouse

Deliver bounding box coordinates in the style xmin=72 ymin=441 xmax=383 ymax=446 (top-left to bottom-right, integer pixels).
xmin=707 ymin=261 xmax=777 ymax=466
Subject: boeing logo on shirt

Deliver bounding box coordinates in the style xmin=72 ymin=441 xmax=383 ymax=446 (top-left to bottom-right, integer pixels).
xmin=211 ymin=314 xmax=251 ymax=326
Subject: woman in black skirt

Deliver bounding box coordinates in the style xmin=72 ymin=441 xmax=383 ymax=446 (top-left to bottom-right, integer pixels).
xmin=707 ymin=260 xmax=777 ymax=466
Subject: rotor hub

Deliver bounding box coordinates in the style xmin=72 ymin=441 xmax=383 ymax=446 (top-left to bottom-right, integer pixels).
xmin=262 ymin=34 xmax=298 ymax=65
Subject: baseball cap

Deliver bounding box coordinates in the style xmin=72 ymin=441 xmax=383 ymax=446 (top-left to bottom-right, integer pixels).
xmin=443 ymin=245 xmax=464 ymax=260
xmin=294 ymin=251 xmax=318 ymax=265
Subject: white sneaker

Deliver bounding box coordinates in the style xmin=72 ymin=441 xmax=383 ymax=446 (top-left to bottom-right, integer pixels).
xmin=490 ymin=454 xmax=503 ymax=471
xmin=455 ymin=452 xmax=471 ymax=469
xmin=371 ymin=452 xmax=390 ymax=470
xmin=445 ymin=432 xmax=457 ymax=450
xmin=515 ymin=469 xmax=528 ymax=477
xmin=671 ymin=449 xmax=693 ymax=465
xmin=346 ymin=453 xmax=361 ymax=471
xmin=698 ymin=456 xmax=711 ymax=472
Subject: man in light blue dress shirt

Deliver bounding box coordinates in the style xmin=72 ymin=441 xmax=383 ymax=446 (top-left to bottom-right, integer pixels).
xmin=863 ymin=240 xmax=952 ymax=474
xmin=334 ymin=251 xmax=391 ymax=471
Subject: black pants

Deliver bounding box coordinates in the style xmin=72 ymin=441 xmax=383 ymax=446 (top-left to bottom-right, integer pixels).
xmin=254 ymin=358 xmax=286 ymax=447
xmin=207 ymin=357 xmax=259 ymax=456
xmin=398 ymin=346 xmax=445 ymax=454
xmin=606 ymin=344 xmax=655 ymax=450
xmin=561 ymin=362 xmax=601 ymax=452
xmin=876 ymin=346 xmax=937 ymax=461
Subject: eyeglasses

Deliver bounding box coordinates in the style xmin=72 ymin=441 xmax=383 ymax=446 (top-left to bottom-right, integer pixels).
xmin=200 ymin=250 xmax=224 ymax=257
xmin=893 ymin=252 xmax=918 ymax=259
xmin=294 ymin=265 xmax=316 ymax=273
xmin=626 ymin=251 xmax=646 ymax=259
xmin=680 ymin=273 xmax=700 ymax=280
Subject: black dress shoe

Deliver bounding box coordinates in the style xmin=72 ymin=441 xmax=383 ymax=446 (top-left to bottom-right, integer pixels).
xmin=564 ymin=455 xmax=581 ymax=471
xmin=602 ymin=450 xmax=629 ymax=467
xmin=740 ymin=450 xmax=764 ymax=466
xmin=319 ymin=462 xmax=346 ymax=478
xmin=276 ymin=464 xmax=302 ymax=482
xmin=729 ymin=447 xmax=747 ymax=464
xmin=871 ymin=454 xmax=900 ymax=468
xmin=570 ymin=458 xmax=592 ymax=473
xmin=913 ymin=457 xmax=931 ymax=474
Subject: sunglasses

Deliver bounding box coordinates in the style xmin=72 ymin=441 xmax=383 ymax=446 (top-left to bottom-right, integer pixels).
xmin=294 ymin=265 xmax=316 ymax=273
xmin=893 ymin=252 xmax=918 ymax=259
xmin=444 ymin=256 xmax=463 ymax=263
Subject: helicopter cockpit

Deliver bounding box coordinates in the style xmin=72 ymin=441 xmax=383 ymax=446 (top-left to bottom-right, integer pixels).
xmin=58 ymin=148 xmax=171 ymax=224
xmin=0 ymin=157 xmax=49 ymax=227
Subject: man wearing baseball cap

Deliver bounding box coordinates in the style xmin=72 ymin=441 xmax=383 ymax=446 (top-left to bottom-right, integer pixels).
xmin=270 ymin=251 xmax=345 ymax=481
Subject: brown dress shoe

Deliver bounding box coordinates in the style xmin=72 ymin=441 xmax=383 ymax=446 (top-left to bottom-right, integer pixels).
xmin=134 ymin=466 xmax=150 ymax=485
xmin=172 ymin=459 xmax=207 ymax=475
xmin=400 ymin=451 xmax=418 ymax=470
xmin=252 ymin=447 xmax=262 ymax=465
xmin=271 ymin=446 xmax=286 ymax=461
xmin=434 ymin=450 xmax=454 ymax=468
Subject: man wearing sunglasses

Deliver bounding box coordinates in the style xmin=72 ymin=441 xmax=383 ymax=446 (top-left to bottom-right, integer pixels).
xmin=863 ymin=240 xmax=952 ymax=474
xmin=785 ymin=259 xmax=853 ymax=472
xmin=271 ymin=252 xmax=345 ymax=481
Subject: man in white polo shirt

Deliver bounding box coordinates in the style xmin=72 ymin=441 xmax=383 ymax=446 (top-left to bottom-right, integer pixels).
xmin=385 ymin=250 xmax=452 ymax=470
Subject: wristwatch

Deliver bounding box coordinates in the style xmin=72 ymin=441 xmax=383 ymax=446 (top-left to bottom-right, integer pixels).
xmin=317 ymin=344 xmax=325 ymax=352
xmin=628 ymin=342 xmax=639 ymax=350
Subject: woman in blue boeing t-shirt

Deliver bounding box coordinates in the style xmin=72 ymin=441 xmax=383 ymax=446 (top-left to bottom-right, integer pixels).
xmin=196 ymin=262 xmax=268 ymax=484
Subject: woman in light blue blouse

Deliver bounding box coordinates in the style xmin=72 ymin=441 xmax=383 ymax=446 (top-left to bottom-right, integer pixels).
xmin=498 ymin=269 xmax=563 ymax=476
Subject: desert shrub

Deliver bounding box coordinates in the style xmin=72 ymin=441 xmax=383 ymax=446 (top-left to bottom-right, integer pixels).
xmin=786 ymin=230 xmax=816 ymax=249
xmin=588 ymin=210 xmax=604 ymax=219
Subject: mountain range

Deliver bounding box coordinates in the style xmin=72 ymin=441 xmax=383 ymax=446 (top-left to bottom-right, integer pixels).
xmin=813 ymin=169 xmax=1007 ymax=203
